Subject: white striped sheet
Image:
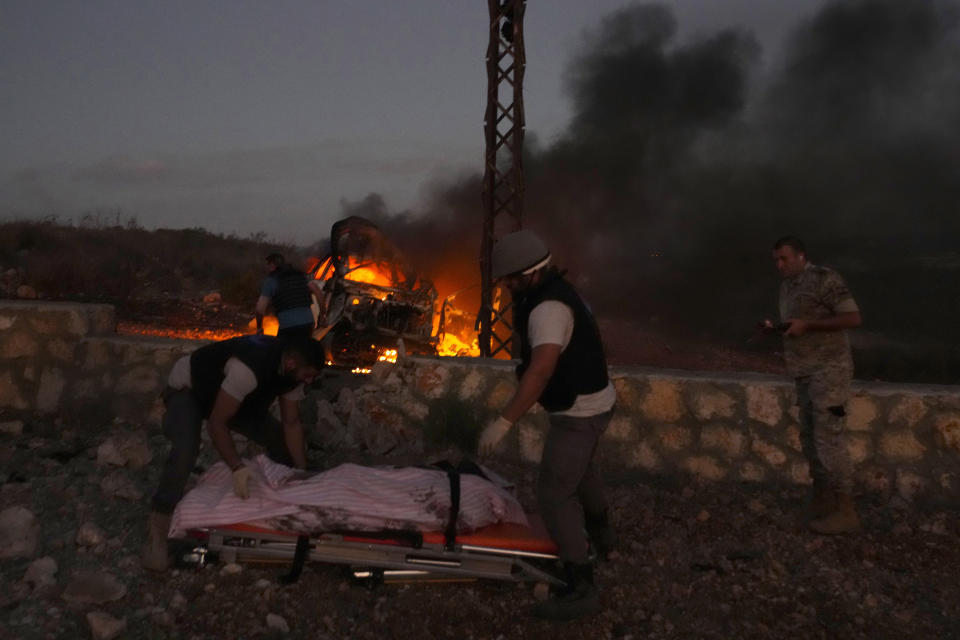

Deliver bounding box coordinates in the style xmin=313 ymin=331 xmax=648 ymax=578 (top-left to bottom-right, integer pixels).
xmin=168 ymin=459 xmax=301 ymax=538
xmin=169 ymin=455 xmax=528 ymax=538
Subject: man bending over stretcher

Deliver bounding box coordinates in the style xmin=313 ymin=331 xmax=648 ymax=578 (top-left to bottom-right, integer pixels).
xmin=141 ymin=335 xmax=325 ymax=572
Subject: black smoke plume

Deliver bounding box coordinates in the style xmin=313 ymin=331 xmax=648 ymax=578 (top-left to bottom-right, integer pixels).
xmin=339 ymin=0 xmax=960 ymax=380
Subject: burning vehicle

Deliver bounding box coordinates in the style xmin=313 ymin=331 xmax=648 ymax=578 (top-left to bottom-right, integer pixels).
xmin=309 ymin=216 xmax=441 ymax=367
xmin=116 ymin=215 xmax=481 ymax=365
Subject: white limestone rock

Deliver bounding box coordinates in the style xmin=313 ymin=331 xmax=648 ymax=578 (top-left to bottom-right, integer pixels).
xmin=0 ymin=506 xmax=39 ymax=559
xmin=23 ymin=556 xmax=58 ymax=589
xmin=267 ymin=613 xmax=290 ymax=633
xmin=76 ymin=521 xmax=107 ymax=547
xmin=86 ymin=611 xmax=127 ymax=640
xmin=62 ymin=571 xmax=127 ymax=604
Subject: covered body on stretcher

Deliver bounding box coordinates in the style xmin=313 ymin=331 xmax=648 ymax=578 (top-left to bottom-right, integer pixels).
xmin=174 ymin=456 xmax=562 ymax=585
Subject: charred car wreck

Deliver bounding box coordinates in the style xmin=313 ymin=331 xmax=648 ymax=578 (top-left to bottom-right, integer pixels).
xmin=310 ymin=217 xmax=439 ymax=367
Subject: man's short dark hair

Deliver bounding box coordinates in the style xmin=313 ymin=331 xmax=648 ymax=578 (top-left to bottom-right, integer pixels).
xmin=773 ymin=236 xmax=806 ymax=255
xmin=283 ymin=337 xmax=326 ymax=369
xmin=266 ymin=253 xmax=286 ymax=268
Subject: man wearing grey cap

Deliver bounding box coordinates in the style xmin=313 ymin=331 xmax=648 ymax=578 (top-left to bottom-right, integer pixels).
xmin=479 ymin=229 xmax=616 ymax=621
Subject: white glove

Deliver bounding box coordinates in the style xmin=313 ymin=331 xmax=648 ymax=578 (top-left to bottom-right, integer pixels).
xmin=232 ymin=465 xmax=252 ymax=499
xmin=478 ymin=417 xmax=513 ymax=456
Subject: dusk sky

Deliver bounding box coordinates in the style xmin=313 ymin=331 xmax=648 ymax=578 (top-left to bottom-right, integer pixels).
xmin=1 ymin=1 xmax=829 ymax=243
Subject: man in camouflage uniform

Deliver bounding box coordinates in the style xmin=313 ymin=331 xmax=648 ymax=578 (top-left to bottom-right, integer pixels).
xmin=768 ymin=236 xmax=862 ymax=534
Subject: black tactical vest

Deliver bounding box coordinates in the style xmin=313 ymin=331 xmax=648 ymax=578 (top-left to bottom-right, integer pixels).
xmin=271 ymin=267 xmax=312 ymax=313
xmin=514 ymin=268 xmax=609 ymax=412
xmin=189 ymin=335 xmax=300 ymax=418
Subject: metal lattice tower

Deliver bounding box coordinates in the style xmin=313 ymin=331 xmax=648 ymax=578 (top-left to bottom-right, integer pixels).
xmin=479 ymin=0 xmax=526 ymax=358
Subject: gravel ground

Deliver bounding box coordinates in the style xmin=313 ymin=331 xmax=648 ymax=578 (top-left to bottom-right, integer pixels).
xmin=2 ymin=416 xmax=959 ymax=640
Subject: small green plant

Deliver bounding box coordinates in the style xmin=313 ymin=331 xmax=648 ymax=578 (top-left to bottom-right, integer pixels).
xmin=422 ymin=393 xmax=485 ymax=452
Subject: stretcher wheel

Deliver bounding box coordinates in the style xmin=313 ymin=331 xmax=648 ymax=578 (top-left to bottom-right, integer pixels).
xmin=352 ymin=567 xmax=385 ymax=590
xmin=171 ymin=540 xmax=213 ymax=569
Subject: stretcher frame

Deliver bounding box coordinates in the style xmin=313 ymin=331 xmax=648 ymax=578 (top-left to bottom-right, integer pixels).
xmin=183 ymin=517 xmax=564 ymax=586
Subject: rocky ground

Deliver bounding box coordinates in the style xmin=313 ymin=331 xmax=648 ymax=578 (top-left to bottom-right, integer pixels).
xmin=2 ymin=388 xmax=959 ymax=640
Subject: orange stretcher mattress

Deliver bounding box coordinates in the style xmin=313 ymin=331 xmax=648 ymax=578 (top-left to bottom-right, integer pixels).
xmin=421 ymin=517 xmax=558 ymax=554
xmin=203 ymin=515 xmax=558 ymax=555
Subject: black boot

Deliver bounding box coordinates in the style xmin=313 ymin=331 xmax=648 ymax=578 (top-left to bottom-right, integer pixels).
xmin=532 ymin=562 xmax=601 ymax=621
xmin=585 ymin=510 xmax=617 ymax=560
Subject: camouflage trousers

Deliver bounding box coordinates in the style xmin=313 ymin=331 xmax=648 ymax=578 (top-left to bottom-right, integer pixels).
xmin=795 ymin=370 xmax=853 ymax=493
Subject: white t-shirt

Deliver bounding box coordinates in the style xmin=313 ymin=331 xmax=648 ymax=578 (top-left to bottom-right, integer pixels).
xmin=167 ymin=355 xmax=305 ymax=403
xmin=527 ymin=300 xmax=616 ymax=417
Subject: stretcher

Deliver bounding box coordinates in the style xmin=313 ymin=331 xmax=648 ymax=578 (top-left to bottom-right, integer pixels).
xmin=181 ymin=514 xmax=563 ymax=586
xmin=173 ymin=456 xmax=564 ymax=586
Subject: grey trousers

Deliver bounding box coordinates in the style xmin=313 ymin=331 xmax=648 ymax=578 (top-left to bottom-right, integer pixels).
xmin=796 ymin=373 xmax=853 ymax=493
xmin=151 ymin=389 xmax=292 ymax=514
xmin=537 ymin=409 xmax=613 ymax=563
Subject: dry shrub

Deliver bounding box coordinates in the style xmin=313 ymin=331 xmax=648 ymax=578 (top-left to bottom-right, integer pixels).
xmin=220 ymin=270 xmax=261 ymax=305
xmin=422 ymin=394 xmax=485 ymax=452
xmin=0 ymin=219 xmax=311 ymax=304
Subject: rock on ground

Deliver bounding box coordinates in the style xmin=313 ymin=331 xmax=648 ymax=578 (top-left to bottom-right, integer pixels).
xmin=0 ymin=418 xmax=958 ymax=639
xmin=86 ymin=611 xmax=126 ymax=640
xmin=0 ymin=506 xmax=39 ymax=559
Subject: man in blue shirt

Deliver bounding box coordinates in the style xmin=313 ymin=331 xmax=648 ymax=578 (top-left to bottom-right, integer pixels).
xmin=255 ymin=253 xmax=320 ymax=339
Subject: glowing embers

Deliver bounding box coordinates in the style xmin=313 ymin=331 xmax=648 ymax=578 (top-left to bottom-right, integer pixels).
xmin=350 ymin=346 xmax=399 ymax=375
xmin=116 ymin=321 xmax=244 ymax=342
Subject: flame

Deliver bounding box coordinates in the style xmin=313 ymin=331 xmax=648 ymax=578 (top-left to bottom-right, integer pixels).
xmin=437 ymin=332 xmax=479 ymax=357
xmin=246 ymin=316 xmax=279 ymax=336
xmin=117 ymin=251 xmax=500 ymax=361
xmin=430 ymin=285 xmax=503 ymax=359
xmin=343 ymin=265 xmax=392 ymax=287
xmin=313 ymin=253 xmax=485 ymax=358
xmin=312 ymin=256 xmax=396 ymax=289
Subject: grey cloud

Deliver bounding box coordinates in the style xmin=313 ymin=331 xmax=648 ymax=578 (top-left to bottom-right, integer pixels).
xmin=66 ymin=141 xmax=464 ymax=192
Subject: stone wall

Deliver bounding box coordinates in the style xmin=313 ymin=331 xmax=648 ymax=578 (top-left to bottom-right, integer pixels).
xmin=0 ymin=301 xmax=195 ymax=426
xmin=332 ymin=359 xmax=960 ymax=505
xmin=2 ymin=301 xmax=959 ymax=504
